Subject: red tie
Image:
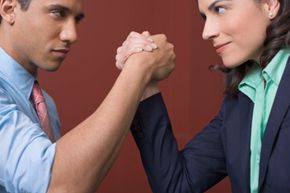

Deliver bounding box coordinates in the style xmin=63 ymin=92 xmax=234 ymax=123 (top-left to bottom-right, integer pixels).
xmin=31 ymin=82 xmax=55 ymax=142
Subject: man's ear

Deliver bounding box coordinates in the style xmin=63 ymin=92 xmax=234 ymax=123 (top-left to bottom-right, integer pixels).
xmin=0 ymin=0 xmax=17 ymax=25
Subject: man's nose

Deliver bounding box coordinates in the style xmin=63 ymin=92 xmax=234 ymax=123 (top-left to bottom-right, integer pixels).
xmin=60 ymin=19 xmax=78 ymax=44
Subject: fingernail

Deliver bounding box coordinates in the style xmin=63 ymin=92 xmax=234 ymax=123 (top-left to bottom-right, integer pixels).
xmin=150 ymin=43 xmax=158 ymax=49
xmin=147 ymin=38 xmax=154 ymax=42
xmin=145 ymin=45 xmax=153 ymax=51
xmin=135 ymin=47 xmax=143 ymax=52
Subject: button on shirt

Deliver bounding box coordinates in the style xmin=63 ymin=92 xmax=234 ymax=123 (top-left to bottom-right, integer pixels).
xmin=0 ymin=48 xmax=61 ymax=193
xmin=239 ymin=49 xmax=290 ymax=193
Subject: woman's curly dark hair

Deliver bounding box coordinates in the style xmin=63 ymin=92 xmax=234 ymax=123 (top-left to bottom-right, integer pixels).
xmin=216 ymin=0 xmax=290 ymax=96
xmin=0 ymin=0 xmax=31 ymax=23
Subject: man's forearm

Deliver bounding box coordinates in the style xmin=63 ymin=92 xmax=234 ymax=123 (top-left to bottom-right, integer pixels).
xmin=47 ymin=60 xmax=150 ymax=193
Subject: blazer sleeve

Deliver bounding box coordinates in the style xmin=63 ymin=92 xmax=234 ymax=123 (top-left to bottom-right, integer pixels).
xmin=131 ymin=93 xmax=227 ymax=193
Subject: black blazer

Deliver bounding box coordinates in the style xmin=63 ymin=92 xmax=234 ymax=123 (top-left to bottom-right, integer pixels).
xmin=131 ymin=56 xmax=290 ymax=193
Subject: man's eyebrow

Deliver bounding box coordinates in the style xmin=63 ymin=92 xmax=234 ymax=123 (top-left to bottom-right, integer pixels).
xmin=48 ymin=4 xmax=70 ymax=12
xmin=48 ymin=4 xmax=85 ymax=21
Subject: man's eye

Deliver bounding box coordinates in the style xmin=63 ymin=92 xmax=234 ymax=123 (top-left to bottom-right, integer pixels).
xmin=52 ymin=9 xmax=66 ymax=17
xmin=214 ymin=6 xmax=226 ymax=14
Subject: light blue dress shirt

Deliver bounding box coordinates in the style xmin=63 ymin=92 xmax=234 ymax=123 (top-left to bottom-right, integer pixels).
xmin=0 ymin=48 xmax=61 ymax=193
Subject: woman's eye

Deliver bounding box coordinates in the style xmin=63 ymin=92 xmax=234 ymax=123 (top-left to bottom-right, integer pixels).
xmin=214 ymin=6 xmax=226 ymax=14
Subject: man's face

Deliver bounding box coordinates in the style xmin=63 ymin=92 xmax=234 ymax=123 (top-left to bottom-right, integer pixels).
xmin=9 ymin=0 xmax=84 ymax=75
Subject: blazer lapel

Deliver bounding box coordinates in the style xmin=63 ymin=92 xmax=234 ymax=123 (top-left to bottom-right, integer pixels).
xmin=238 ymin=92 xmax=253 ymax=193
xmin=259 ymin=57 xmax=290 ymax=190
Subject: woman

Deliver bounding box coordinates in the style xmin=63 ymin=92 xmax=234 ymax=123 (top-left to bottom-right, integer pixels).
xmin=115 ymin=0 xmax=290 ymax=192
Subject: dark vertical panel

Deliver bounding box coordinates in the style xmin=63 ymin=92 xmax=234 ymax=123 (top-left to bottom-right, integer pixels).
xmin=39 ymin=0 xmax=231 ymax=192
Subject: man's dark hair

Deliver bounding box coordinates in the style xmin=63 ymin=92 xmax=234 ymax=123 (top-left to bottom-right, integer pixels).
xmin=0 ymin=0 xmax=31 ymax=23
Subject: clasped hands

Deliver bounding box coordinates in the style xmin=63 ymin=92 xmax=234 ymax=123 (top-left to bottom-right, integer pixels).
xmin=115 ymin=31 xmax=176 ymax=100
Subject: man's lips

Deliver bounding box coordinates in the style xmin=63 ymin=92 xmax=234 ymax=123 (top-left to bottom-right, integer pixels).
xmin=51 ymin=49 xmax=70 ymax=58
xmin=53 ymin=48 xmax=69 ymax=53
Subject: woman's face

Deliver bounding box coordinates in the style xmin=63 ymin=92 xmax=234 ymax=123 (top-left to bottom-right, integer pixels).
xmin=198 ymin=0 xmax=272 ymax=68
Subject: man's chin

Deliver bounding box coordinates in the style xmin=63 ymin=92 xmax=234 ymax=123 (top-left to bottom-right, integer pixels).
xmin=41 ymin=63 xmax=62 ymax=72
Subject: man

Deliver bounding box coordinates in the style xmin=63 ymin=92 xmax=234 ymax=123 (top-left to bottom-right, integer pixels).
xmin=0 ymin=0 xmax=175 ymax=192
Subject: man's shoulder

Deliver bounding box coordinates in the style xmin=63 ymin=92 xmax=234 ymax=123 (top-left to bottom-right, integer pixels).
xmin=0 ymin=74 xmax=24 ymax=109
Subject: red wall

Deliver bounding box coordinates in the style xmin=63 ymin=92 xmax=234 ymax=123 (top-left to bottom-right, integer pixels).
xmin=40 ymin=0 xmax=231 ymax=192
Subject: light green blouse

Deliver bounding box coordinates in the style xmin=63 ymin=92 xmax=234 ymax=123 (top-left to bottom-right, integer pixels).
xmin=238 ymin=49 xmax=290 ymax=193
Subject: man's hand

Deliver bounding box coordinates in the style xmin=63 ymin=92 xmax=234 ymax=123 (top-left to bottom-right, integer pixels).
xmin=115 ymin=31 xmax=157 ymax=70
xmin=115 ymin=31 xmax=176 ymax=100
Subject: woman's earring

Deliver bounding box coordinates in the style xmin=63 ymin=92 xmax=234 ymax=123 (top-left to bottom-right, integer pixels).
xmin=269 ymin=12 xmax=274 ymax=18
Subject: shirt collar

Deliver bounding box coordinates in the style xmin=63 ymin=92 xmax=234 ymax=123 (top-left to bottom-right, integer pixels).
xmin=238 ymin=64 xmax=261 ymax=102
xmin=239 ymin=63 xmax=262 ymax=90
xmin=238 ymin=48 xmax=290 ymax=102
xmin=263 ymin=48 xmax=290 ymax=85
xmin=0 ymin=47 xmax=36 ymax=100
